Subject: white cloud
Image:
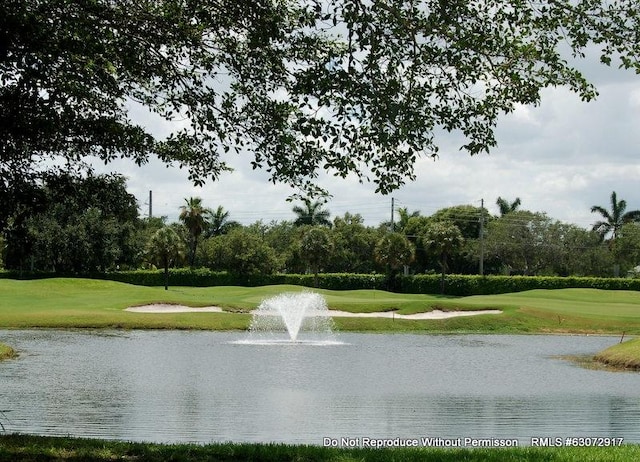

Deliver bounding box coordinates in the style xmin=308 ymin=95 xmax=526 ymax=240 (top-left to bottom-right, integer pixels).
xmin=630 ymin=88 xmax=640 ymax=108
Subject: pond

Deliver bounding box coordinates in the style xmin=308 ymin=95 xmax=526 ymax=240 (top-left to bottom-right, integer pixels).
xmin=1 ymin=330 xmax=639 ymax=446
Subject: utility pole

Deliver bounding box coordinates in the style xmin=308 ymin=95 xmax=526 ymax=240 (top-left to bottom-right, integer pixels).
xmin=148 ymin=190 xmax=153 ymax=219
xmin=390 ymin=197 xmax=395 ymax=232
xmin=479 ymin=198 xmax=484 ymax=276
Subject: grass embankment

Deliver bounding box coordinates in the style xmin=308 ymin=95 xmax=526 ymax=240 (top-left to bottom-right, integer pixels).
xmin=594 ymin=338 xmax=640 ymax=370
xmin=0 ymin=341 xmax=16 ymax=360
xmin=1 ymin=278 xmax=640 ymax=336
xmin=0 ymin=435 xmax=638 ymax=462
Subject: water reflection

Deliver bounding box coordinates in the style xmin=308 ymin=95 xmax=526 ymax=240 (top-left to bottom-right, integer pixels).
xmin=1 ymin=330 xmax=639 ymax=444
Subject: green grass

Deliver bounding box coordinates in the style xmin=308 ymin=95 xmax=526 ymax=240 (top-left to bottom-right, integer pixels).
xmin=1 ymin=279 xmax=640 ymax=336
xmin=0 ymin=342 xmax=16 ymax=360
xmin=594 ymin=337 xmax=640 ymax=370
xmin=0 ymin=434 xmax=638 ymax=462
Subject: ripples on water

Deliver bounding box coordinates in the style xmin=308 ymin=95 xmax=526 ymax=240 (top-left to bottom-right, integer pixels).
xmin=1 ymin=330 xmax=639 ymax=445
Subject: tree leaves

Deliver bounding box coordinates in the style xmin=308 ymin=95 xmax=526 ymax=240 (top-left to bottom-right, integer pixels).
xmin=1 ymin=0 xmax=638 ymax=200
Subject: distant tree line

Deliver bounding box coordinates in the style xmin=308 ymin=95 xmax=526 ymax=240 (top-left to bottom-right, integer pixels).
xmin=2 ymin=171 xmax=640 ymax=282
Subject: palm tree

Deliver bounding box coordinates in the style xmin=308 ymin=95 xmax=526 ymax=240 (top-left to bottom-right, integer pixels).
xmin=206 ymin=205 xmax=239 ymax=237
xmin=591 ymin=191 xmax=640 ymax=241
xmin=496 ymin=197 xmax=521 ymax=216
xmin=374 ymin=232 xmax=416 ymax=272
xmin=179 ymin=197 xmax=210 ymax=266
xmin=421 ymin=221 xmax=464 ymax=294
xmin=396 ymin=207 xmax=421 ymax=232
xmin=591 ymin=191 xmax=640 ymax=277
xmin=146 ymin=227 xmax=186 ymax=290
xmin=292 ymin=199 xmax=331 ymax=227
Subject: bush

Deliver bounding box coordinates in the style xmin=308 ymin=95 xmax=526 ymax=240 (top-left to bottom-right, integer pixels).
xmin=2 ymin=269 xmax=640 ymax=295
xmin=398 ymin=274 xmax=640 ymax=295
xmin=96 ymin=270 xmax=386 ymax=289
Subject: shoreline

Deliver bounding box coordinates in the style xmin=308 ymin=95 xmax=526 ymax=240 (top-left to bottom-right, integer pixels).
xmin=1 ymin=434 xmax=638 ymax=461
xmin=593 ymin=338 xmax=640 ymax=371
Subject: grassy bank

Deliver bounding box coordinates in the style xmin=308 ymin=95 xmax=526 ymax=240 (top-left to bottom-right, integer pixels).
xmin=0 ymin=342 xmax=16 ymax=360
xmin=594 ymin=338 xmax=640 ymax=370
xmin=1 ymin=278 xmax=640 ymax=335
xmin=0 ymin=434 xmax=638 ymax=462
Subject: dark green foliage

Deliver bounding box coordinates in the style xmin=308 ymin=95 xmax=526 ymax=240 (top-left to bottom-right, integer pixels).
xmin=496 ymin=197 xmax=522 ymax=217
xmin=0 ymin=0 xmax=322 ymax=192
xmin=179 ymin=197 xmax=211 ymax=267
xmin=146 ymin=227 xmax=187 ymax=290
xmin=328 ymin=213 xmax=381 ymax=273
xmin=429 ymin=205 xmax=483 ymax=240
xmin=205 ymin=206 xmax=240 ymax=237
xmin=214 ymin=228 xmax=280 ymax=280
xmin=62 ymin=270 xmax=387 ymax=290
xmin=3 ymin=172 xmax=140 ymax=273
xmin=300 ymin=226 xmax=333 ymax=286
xmin=3 ymin=0 xmax=640 ymax=200
xmin=7 ymin=269 xmax=640 ymax=296
xmin=421 ymin=221 xmax=465 ymax=293
xmin=282 ymin=273 xmax=387 ymax=291
xmin=292 ymin=199 xmax=332 ymax=227
xmin=591 ymin=191 xmax=640 ymax=241
xmin=400 ymin=274 xmax=640 ymax=296
xmin=102 ymin=268 xmax=237 ymax=287
xmin=484 ymin=211 xmax=558 ymax=276
xmin=374 ymin=233 xmax=415 ymax=272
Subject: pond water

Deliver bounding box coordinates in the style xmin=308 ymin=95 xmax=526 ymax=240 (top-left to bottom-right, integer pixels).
xmin=1 ymin=330 xmax=639 ymax=446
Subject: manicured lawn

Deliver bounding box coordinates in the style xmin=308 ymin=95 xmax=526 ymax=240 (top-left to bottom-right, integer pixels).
xmin=462 ymin=289 xmax=640 ymax=321
xmin=0 ymin=434 xmax=638 ymax=462
xmin=594 ymin=337 xmax=640 ymax=370
xmin=0 ymin=278 xmax=640 ymax=334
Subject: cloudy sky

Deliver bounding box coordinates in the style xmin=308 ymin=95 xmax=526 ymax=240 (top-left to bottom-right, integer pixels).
xmin=93 ymin=55 xmax=640 ymax=230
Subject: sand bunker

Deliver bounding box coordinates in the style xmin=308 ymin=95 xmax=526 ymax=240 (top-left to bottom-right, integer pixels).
xmin=323 ymin=309 xmax=501 ymax=319
xmin=125 ymin=304 xmax=500 ymax=319
xmin=126 ymin=304 xmax=224 ymax=313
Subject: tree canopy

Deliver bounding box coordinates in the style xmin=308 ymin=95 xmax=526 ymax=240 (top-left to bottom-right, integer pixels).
xmin=2 ymin=0 xmax=639 ymax=199
xmin=3 ymin=172 xmax=140 ymax=272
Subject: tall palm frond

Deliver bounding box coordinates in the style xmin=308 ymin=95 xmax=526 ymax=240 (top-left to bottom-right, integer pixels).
xmin=146 ymin=227 xmax=186 ymax=290
xmin=396 ymin=207 xmax=420 ymax=232
xmin=179 ymin=197 xmax=210 ymax=265
xmin=292 ymin=199 xmax=331 ymax=227
xmin=591 ymin=191 xmax=640 ymax=241
xmin=206 ymin=205 xmax=238 ymax=237
xmin=496 ymin=197 xmax=521 ymax=216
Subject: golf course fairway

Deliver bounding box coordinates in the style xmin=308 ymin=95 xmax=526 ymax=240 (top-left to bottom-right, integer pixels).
xmin=0 ymin=278 xmax=639 ymax=336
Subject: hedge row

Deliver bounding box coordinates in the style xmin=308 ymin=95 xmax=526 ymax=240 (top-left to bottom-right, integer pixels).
xmin=399 ymin=274 xmax=640 ymax=296
xmin=101 ymin=269 xmax=387 ymax=291
xmin=2 ymin=269 xmax=640 ymax=295
xmin=0 ymin=269 xmax=386 ymax=290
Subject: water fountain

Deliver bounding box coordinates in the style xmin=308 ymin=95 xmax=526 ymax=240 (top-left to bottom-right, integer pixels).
xmin=236 ymin=292 xmax=343 ymax=345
